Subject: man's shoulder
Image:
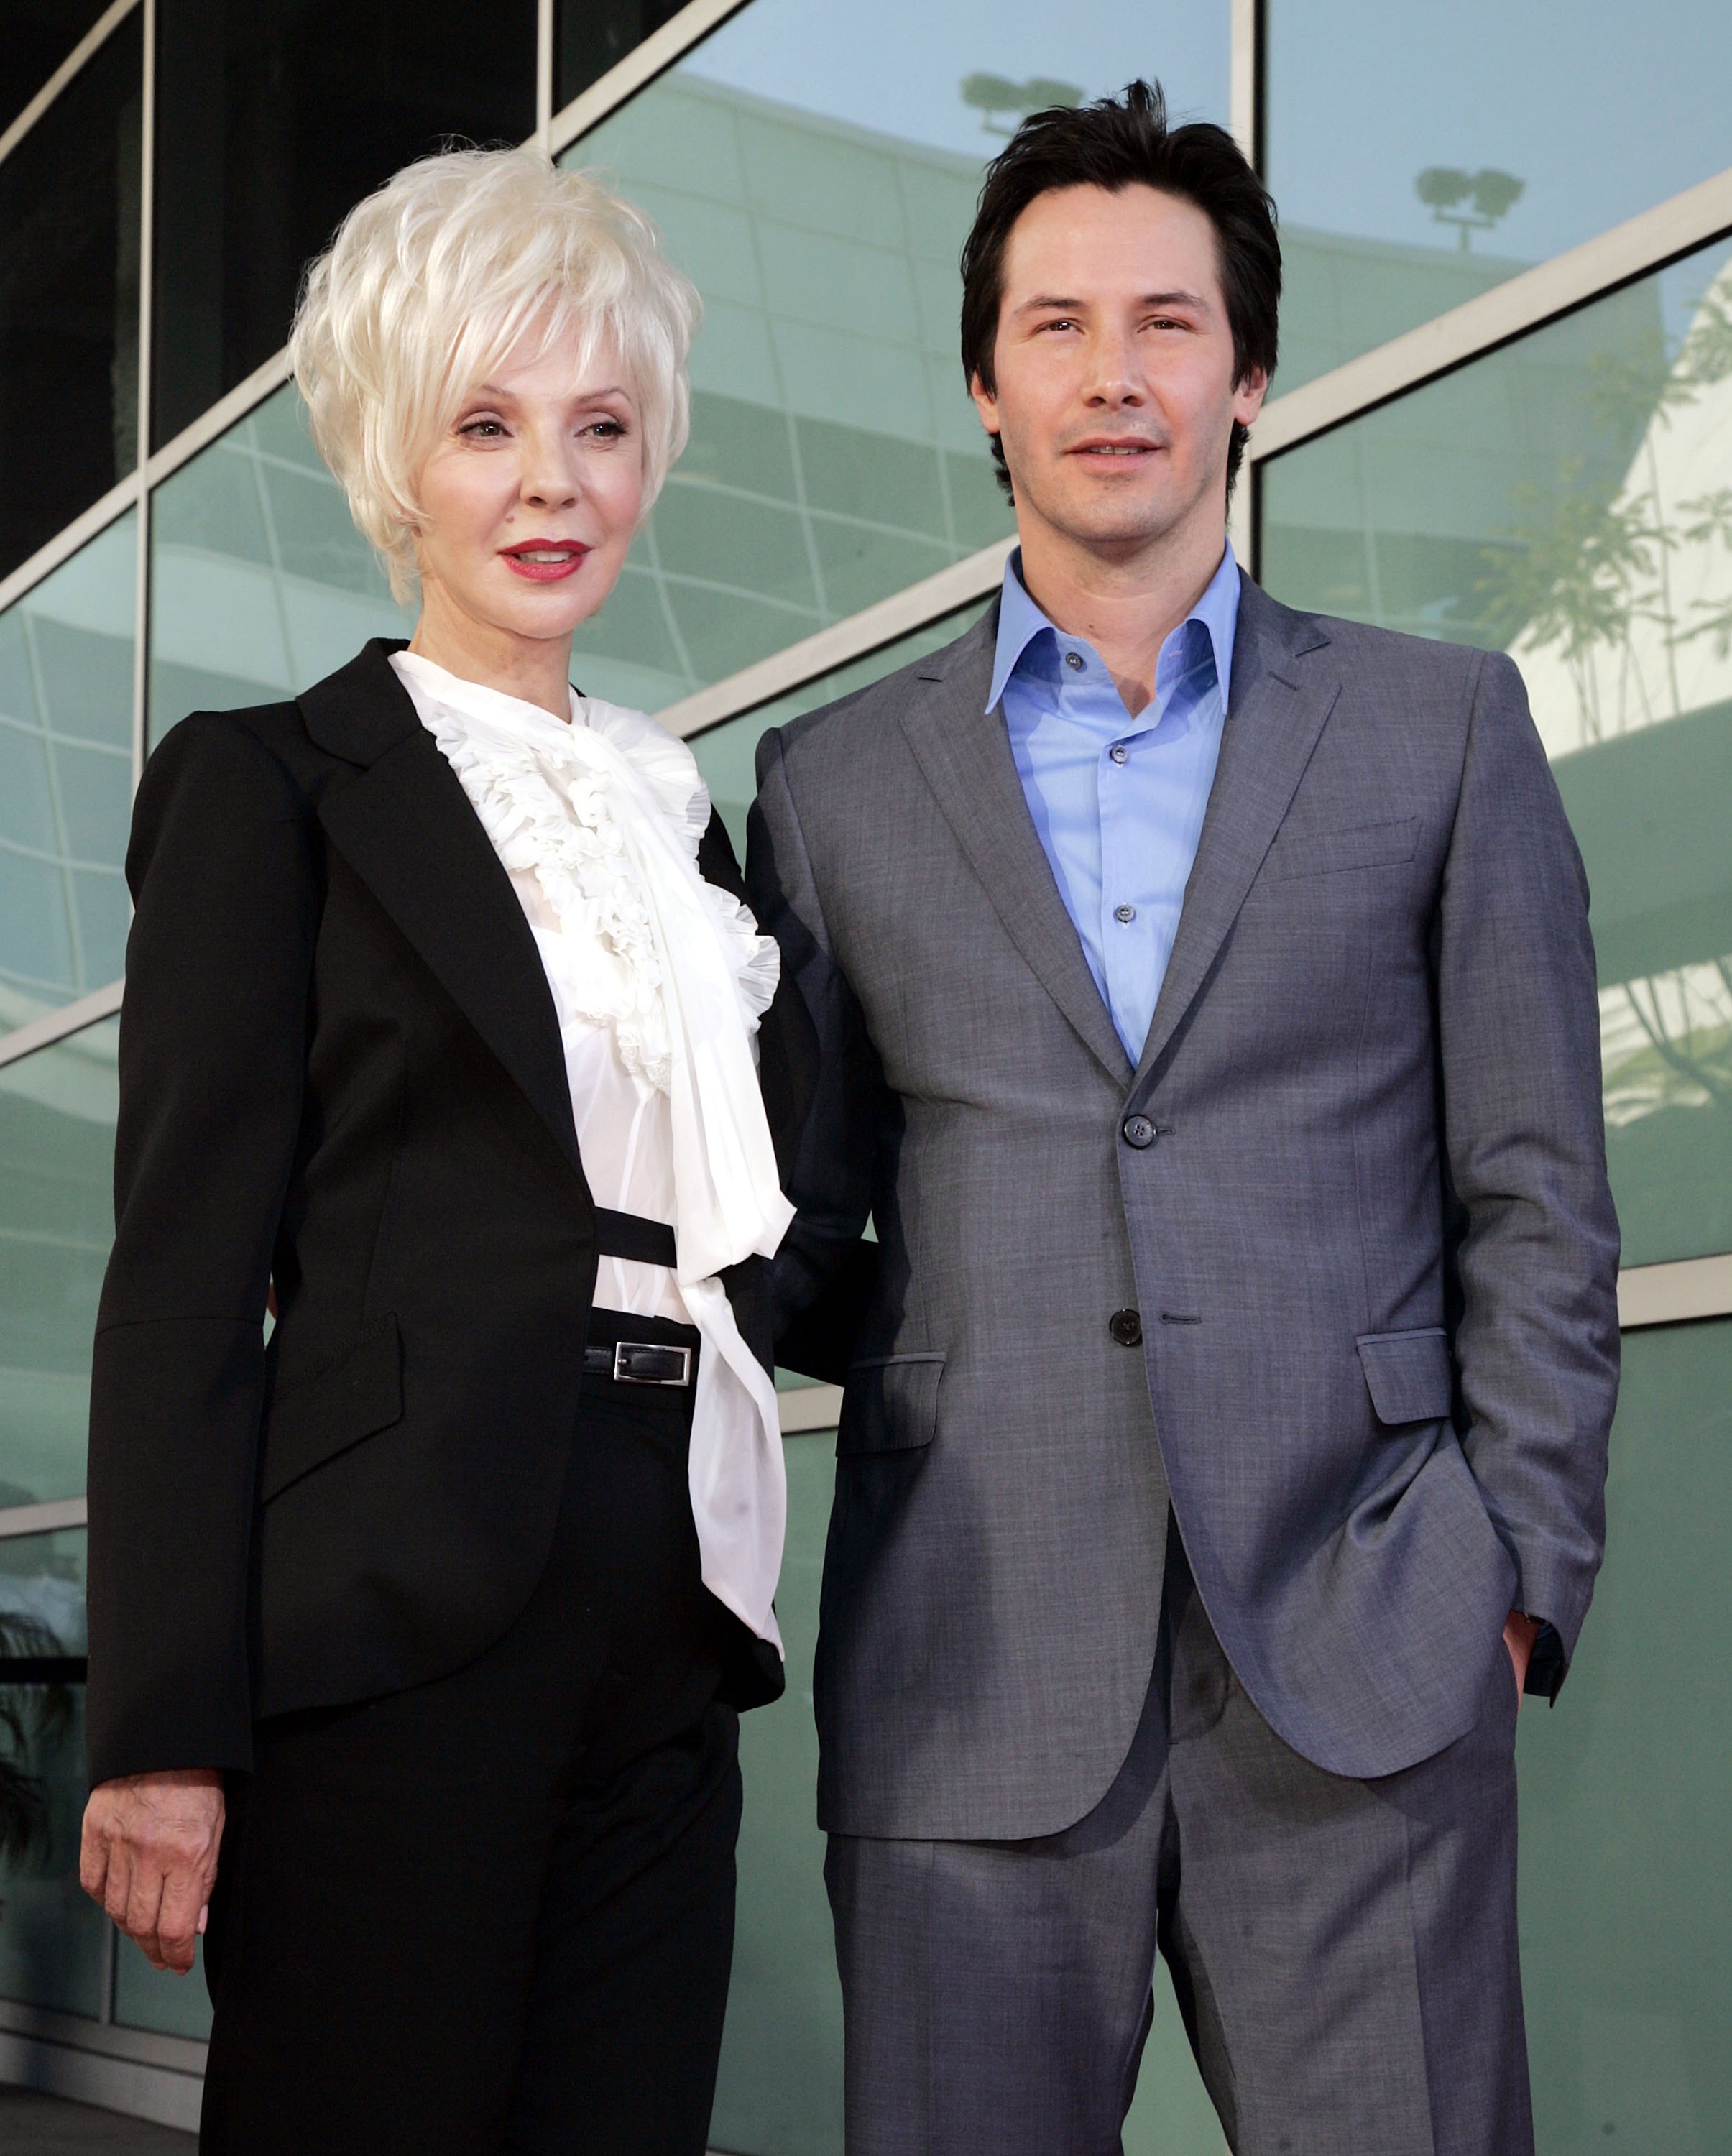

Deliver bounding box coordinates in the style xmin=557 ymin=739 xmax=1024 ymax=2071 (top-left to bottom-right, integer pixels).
xmin=1257 ymin=586 xmax=1503 ymax=701
xmin=764 ymin=607 xmax=996 ymax=776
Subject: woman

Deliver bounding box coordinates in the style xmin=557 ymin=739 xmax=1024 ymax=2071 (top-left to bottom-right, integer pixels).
xmin=78 ymin=147 xmax=794 ymax=2155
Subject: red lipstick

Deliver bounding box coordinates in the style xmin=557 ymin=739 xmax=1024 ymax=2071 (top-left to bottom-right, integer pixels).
xmin=499 ymin=538 xmax=592 ymax=581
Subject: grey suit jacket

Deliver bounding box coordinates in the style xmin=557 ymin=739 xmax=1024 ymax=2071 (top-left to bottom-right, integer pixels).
xmin=747 ymin=577 xmax=1619 ymax=1839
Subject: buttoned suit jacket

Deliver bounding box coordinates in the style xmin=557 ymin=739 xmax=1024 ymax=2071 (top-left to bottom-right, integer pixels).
xmin=747 ymin=576 xmax=1620 ymax=1841
xmin=85 ymin=639 xmax=786 ymax=1791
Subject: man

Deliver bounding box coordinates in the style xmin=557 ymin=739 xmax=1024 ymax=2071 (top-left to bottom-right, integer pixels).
xmin=750 ymin=82 xmax=1618 ymax=2156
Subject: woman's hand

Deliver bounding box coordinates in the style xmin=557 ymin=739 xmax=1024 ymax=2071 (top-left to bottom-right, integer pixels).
xmin=80 ymin=1771 xmax=225 ymax=1974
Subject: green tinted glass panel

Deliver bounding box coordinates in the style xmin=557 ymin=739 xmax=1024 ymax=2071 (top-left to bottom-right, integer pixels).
xmin=1518 ymin=1317 xmax=1732 ymax=2150
xmin=1260 ymin=240 xmax=1732 ymax=1266
xmin=688 ymin=599 xmax=990 ymax=859
xmin=565 ymin=0 xmax=1227 ymax=708
xmin=0 ymin=1528 xmax=105 ymax=2017
xmin=0 ymin=515 xmax=134 ymax=1038
xmin=0 ymin=1021 xmax=117 ymax=1505
xmin=148 ymin=382 xmax=410 ymax=745
xmin=1266 ymin=0 xmax=1732 ymax=390
xmin=114 ymin=1930 xmax=212 ymax=2040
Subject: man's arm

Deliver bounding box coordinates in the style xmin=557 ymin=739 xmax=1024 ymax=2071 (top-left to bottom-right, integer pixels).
xmin=746 ymin=728 xmax=883 ymax=1376
xmin=1435 ymin=650 xmax=1621 ymax=1693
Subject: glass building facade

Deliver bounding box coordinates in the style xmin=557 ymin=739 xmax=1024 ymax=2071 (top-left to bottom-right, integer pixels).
xmin=0 ymin=1 xmax=1726 ymax=2143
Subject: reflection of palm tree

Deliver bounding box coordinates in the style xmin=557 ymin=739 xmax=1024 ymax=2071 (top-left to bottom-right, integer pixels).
xmin=0 ymin=1613 xmax=74 ymax=1869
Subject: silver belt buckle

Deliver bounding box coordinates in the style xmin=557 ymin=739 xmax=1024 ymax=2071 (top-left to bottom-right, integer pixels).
xmin=612 ymin=1341 xmax=693 ymax=1388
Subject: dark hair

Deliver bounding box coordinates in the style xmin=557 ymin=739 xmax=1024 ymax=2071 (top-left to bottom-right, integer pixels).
xmin=959 ymin=79 xmax=1280 ymax=501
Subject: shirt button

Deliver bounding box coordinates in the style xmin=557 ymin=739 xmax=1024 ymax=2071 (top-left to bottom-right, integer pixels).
xmin=1109 ymin=743 xmax=1128 ymax=764
xmin=1122 ymin=1115 xmax=1157 ymax=1149
xmin=1064 ymin=650 xmax=1085 ymax=671
xmin=1114 ymin=903 xmax=1136 ymax=923
xmin=1109 ymin=1309 xmax=1144 ymax=1348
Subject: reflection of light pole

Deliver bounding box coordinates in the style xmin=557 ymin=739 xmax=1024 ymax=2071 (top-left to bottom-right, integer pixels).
xmin=960 ymin=73 xmax=1084 ymax=137
xmin=1414 ymin=166 xmax=1526 ymax=250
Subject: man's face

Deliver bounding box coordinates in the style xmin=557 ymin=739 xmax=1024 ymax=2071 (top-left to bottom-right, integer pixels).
xmin=971 ymin=183 xmax=1266 ymax=559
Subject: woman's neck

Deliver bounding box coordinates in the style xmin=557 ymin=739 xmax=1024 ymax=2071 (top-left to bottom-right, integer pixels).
xmin=408 ymin=588 xmax=575 ymax=722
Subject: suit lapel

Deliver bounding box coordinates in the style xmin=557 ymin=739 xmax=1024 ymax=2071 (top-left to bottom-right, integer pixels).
xmin=302 ymin=642 xmax=584 ymax=1184
xmin=898 ymin=612 xmax=1132 ymax=1087
xmin=1130 ymin=582 xmax=1338 ymax=1091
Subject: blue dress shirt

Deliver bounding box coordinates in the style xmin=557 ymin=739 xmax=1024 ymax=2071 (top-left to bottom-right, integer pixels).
xmin=989 ymin=543 xmax=1240 ymax=1062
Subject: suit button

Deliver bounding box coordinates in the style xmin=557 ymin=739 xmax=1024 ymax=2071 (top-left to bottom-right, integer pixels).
xmin=1121 ymin=1114 xmax=1157 ymax=1149
xmin=1109 ymin=1309 xmax=1143 ymax=1348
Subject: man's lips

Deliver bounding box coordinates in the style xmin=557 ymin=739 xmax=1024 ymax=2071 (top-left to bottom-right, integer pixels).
xmin=499 ymin=540 xmax=592 ymax=581
xmin=1067 ymin=438 xmax=1163 ymax=462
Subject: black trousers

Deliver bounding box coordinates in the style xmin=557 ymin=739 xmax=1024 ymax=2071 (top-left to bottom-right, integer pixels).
xmin=201 ymin=1310 xmax=741 ymax=2156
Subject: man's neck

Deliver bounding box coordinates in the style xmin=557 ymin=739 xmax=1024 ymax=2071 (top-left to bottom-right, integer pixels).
xmin=1014 ymin=512 xmax=1228 ymax=719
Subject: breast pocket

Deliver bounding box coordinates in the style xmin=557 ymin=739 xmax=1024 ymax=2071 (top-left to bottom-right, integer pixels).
xmin=1263 ymin=816 xmax=1418 ymax=882
xmin=836 ymin=1353 xmax=945 ymax=1458
xmin=260 ymin=1314 xmax=404 ymax=1503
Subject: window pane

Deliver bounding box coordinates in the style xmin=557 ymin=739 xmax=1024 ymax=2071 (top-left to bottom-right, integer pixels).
xmin=1259 ymin=240 xmax=1732 ymax=1267
xmin=1518 ymin=1318 xmax=1732 ymax=2147
xmin=151 ymin=0 xmax=537 ymax=451
xmin=0 ymin=515 xmax=135 ymax=1039
xmin=149 ymin=384 xmax=410 ymax=745
xmin=0 ymin=0 xmax=114 ymax=138
xmin=0 ymin=1528 xmax=104 ymax=2018
xmin=688 ymin=599 xmax=991 ymax=858
xmin=0 ymin=1021 xmax=118 ymax=1507
xmin=711 ymin=1432 xmax=841 ymax=2154
xmin=0 ymin=15 xmax=142 ymax=579
xmin=556 ymin=1 xmax=688 ymax=112
xmin=113 ymin=1930 xmax=212 ymax=2039
xmin=565 ymin=0 xmax=1227 ymax=708
xmin=1266 ymin=0 xmax=1732 ymax=390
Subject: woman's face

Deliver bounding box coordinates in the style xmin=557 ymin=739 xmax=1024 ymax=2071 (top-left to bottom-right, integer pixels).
xmin=412 ymin=322 xmax=645 ymax=649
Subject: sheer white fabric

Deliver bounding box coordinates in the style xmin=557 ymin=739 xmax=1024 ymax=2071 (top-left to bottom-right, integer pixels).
xmin=391 ymin=649 xmax=792 ymax=1652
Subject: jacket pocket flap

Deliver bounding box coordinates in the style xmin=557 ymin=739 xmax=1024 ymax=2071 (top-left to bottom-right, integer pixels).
xmin=1356 ymin=1327 xmax=1452 ymax=1426
xmin=261 ymin=1314 xmax=403 ymax=1503
xmin=837 ymin=1353 xmax=944 ymax=1458
xmin=1265 ymin=816 xmax=1418 ymax=880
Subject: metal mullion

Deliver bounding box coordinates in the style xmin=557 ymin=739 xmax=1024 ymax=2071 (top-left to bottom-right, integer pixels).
xmin=132 ymin=0 xmax=156 ymax=788
xmin=0 ymin=479 xmax=144 ymax=619
xmin=547 ymin=0 xmax=753 ymax=160
xmin=535 ymin=0 xmax=554 ymax=147
xmin=1248 ymin=163 xmax=1732 ymax=467
xmin=0 ymin=0 xmax=142 ymax=174
xmin=0 ymin=982 xmax=125 ymax=1072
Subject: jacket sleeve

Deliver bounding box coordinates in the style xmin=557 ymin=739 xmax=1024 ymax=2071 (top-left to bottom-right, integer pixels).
xmin=1435 ymin=650 xmax=1621 ymax=1690
xmin=745 ymin=729 xmax=881 ymax=1384
xmin=86 ymin=714 xmax=321 ymax=1784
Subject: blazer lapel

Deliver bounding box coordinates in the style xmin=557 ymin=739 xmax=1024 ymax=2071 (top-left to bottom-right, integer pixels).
xmin=898 ymin=612 xmax=1132 ymax=1087
xmin=302 ymin=642 xmax=585 ymax=1184
xmin=1130 ymin=582 xmax=1339 ymax=1093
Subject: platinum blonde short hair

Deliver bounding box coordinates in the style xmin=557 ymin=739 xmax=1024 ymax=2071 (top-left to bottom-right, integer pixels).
xmin=290 ymin=147 xmax=701 ymax=602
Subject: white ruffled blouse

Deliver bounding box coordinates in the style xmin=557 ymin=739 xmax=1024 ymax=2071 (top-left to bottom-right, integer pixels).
xmin=392 ymin=649 xmax=793 ymax=1654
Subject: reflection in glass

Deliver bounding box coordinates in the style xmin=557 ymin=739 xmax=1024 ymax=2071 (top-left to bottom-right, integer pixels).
xmin=566 ymin=0 xmax=1227 ymax=707
xmin=0 ymin=515 xmax=135 ymax=1037
xmin=1260 ymin=240 xmax=1732 ymax=1265
xmin=0 ymin=13 xmax=142 ymax=579
xmin=152 ymin=0 xmax=536 ymax=450
xmin=1 ymin=1 xmax=115 ymax=137
xmin=1517 ymin=1319 xmax=1732 ymax=2147
xmin=0 ymin=1022 xmax=118 ymax=1506
xmin=688 ymin=599 xmax=991 ymax=858
xmin=1266 ymin=0 xmax=1732 ymax=388
xmin=556 ymin=1 xmax=688 ymax=112
xmin=0 ymin=1528 xmax=103 ymax=2017
xmin=149 ymin=385 xmax=410 ymax=745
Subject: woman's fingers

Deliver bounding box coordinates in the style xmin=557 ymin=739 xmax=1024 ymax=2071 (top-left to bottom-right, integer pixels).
xmin=154 ymin=1865 xmax=209 ymax=1974
xmin=79 ymin=1774 xmax=225 ymax=1971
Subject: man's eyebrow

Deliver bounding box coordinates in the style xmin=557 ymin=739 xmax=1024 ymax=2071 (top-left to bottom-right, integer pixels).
xmin=1012 ymin=289 xmax=1211 ymax=315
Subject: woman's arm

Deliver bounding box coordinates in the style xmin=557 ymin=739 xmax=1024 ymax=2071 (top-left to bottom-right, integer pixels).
xmin=85 ymin=711 xmax=321 ymax=1786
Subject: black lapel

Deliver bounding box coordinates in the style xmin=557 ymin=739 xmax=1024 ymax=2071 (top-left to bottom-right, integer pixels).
xmin=301 ymin=641 xmax=584 ymax=1184
xmin=898 ymin=609 xmax=1131 ymax=1087
xmin=1129 ymin=581 xmax=1339 ymax=1093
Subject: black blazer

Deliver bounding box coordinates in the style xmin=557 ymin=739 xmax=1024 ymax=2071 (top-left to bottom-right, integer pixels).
xmin=86 ymin=640 xmax=791 ymax=1787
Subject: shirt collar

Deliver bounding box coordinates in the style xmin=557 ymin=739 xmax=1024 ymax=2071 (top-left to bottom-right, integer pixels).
xmin=986 ymin=540 xmax=1241 ymax=717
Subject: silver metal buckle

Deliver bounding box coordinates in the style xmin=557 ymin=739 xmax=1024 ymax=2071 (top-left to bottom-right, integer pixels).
xmin=612 ymin=1342 xmax=693 ymax=1388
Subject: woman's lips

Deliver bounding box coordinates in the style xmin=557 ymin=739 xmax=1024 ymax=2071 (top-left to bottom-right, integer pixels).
xmin=499 ymin=542 xmax=592 ymax=581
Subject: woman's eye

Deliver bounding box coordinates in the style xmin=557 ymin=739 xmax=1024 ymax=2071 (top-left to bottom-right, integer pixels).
xmin=584 ymin=418 xmax=627 ymax=441
xmin=460 ymin=418 xmax=506 ymax=438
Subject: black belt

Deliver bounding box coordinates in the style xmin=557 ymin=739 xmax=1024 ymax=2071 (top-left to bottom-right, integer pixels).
xmin=593 ymin=1207 xmax=677 ymax=1268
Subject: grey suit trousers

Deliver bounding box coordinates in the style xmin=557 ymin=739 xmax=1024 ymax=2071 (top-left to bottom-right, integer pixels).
xmin=826 ymin=1525 xmax=1531 ymax=2156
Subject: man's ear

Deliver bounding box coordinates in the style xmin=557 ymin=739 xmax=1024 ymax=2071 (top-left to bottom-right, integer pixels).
xmin=968 ymin=369 xmax=1002 ymax=437
xmin=1233 ymin=365 xmax=1269 ymax=430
